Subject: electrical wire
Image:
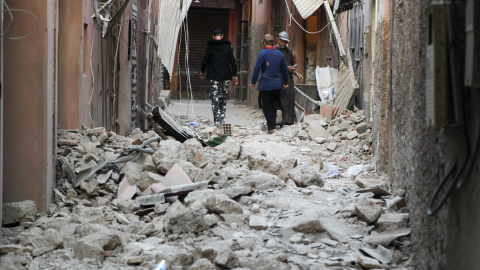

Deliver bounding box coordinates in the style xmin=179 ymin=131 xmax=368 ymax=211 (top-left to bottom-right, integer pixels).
xmin=112 ymin=17 xmax=123 ymax=129
xmin=426 ymin=1 xmax=479 ymax=216
xmin=282 ymin=0 xmax=337 ymax=34
xmin=88 ymin=23 xmax=95 ymax=128
xmin=2 ymin=3 xmax=39 ymax=40
xmin=183 ymin=16 xmax=198 ymax=123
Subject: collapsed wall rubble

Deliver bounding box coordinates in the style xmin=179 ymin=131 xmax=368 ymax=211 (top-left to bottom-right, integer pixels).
xmin=1 ymin=110 xmax=413 ymax=269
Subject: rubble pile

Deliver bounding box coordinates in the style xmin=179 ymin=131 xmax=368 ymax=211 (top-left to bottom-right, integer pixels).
xmin=1 ymin=110 xmax=412 ymax=269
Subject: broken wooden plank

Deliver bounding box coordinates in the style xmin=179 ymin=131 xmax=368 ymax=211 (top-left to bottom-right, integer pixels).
xmin=136 ymin=105 xmax=168 ymax=140
xmin=323 ymin=1 xmax=346 ymax=57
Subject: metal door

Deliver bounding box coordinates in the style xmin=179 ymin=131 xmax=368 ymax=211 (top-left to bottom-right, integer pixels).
xmin=272 ymin=0 xmax=287 ymax=37
xmin=348 ymin=1 xmax=364 ymax=108
xmin=178 ymin=8 xmax=230 ymax=100
xmin=318 ymin=8 xmax=339 ymax=68
xmin=235 ymin=19 xmax=248 ymax=101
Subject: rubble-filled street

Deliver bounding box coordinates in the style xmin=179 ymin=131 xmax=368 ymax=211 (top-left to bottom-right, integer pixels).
xmin=1 ymin=105 xmax=412 ymax=270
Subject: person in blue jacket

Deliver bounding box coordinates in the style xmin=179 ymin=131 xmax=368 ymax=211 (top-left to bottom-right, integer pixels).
xmin=250 ymin=34 xmax=289 ymax=134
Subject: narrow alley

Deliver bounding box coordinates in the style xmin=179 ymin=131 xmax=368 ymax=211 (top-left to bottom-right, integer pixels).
xmin=1 ymin=0 xmax=480 ymax=270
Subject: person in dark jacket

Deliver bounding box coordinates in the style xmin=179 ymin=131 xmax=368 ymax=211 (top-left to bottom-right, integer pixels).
xmin=200 ymin=29 xmax=238 ymax=127
xmin=250 ymin=34 xmax=289 ymax=134
xmin=275 ymin=31 xmax=303 ymax=125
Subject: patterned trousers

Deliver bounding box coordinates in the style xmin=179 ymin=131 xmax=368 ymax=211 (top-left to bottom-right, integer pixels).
xmin=209 ymin=80 xmax=229 ymax=126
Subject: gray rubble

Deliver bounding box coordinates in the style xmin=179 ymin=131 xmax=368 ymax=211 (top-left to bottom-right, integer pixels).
xmin=1 ymin=110 xmax=412 ymax=269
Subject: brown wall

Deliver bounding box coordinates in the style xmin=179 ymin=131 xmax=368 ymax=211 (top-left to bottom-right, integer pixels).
xmin=3 ymin=0 xmax=55 ymax=211
xmin=284 ymin=0 xmax=305 ymax=82
xmin=58 ymin=1 xmax=82 ymax=130
xmin=80 ymin=0 xmax=93 ymax=128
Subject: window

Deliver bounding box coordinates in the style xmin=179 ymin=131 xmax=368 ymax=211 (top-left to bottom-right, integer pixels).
xmin=83 ymin=24 xmax=88 ymax=75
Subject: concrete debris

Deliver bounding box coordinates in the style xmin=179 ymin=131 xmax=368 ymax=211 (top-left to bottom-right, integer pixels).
xmin=355 ymin=197 xmax=383 ymax=224
xmin=376 ymin=213 xmax=410 ymax=232
xmin=363 ymin=227 xmax=412 ymax=246
xmin=117 ymin=177 xmax=137 ymax=200
xmin=357 ymin=255 xmax=382 ymax=269
xmin=327 ymin=142 xmax=338 ymax=151
xmin=136 ymin=193 xmax=165 ymax=206
xmin=205 ymin=193 xmax=243 ymax=214
xmin=287 ymin=165 xmax=325 ymax=187
xmin=153 ymin=140 xmax=188 ymax=173
xmin=2 ymin=200 xmax=37 ymax=226
xmin=308 ymin=121 xmax=331 ymax=139
xmin=0 ymin=110 xmax=412 ymax=269
xmin=386 ymin=196 xmax=407 ymax=210
xmin=189 ymin=258 xmax=216 ymax=270
xmin=360 ymin=245 xmax=393 ymax=264
xmin=356 ymin=177 xmax=389 ymax=190
xmin=249 ymin=215 xmax=268 ymax=230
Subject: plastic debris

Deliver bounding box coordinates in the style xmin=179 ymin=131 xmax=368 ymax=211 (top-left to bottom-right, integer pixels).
xmin=324 ymin=170 xmax=341 ymax=179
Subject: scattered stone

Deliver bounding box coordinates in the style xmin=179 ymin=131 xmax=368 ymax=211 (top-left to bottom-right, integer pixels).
xmin=73 ymin=239 xmax=105 ymax=260
xmin=277 ymin=211 xmax=324 ymax=233
xmin=356 ymin=123 xmax=368 ymax=134
xmin=356 ymin=177 xmax=388 ymax=189
xmin=357 ymin=255 xmax=382 ymax=269
xmin=319 ymin=238 xmax=338 ymax=246
xmin=205 ymin=193 xmax=243 ymax=214
xmin=355 ymin=197 xmax=383 ymax=224
xmin=31 ymin=229 xmax=63 ymax=256
xmin=327 ymin=142 xmax=337 ymax=151
xmin=214 ymin=249 xmax=238 ymax=268
xmin=163 ymin=201 xmax=208 ymax=235
xmin=139 ymin=171 xmax=165 ymax=191
xmin=189 ymin=258 xmax=216 ymax=270
xmin=363 ymin=227 xmax=412 ymax=246
xmin=3 ymin=110 xmax=408 ymax=269
xmin=287 ymin=166 xmax=324 ymax=187
xmin=80 ymin=178 xmax=99 ymax=195
xmin=249 ymin=216 xmax=268 ymax=230
xmin=2 ymin=200 xmax=37 ymax=225
xmin=346 ymin=130 xmax=358 ymax=140
xmin=386 ymin=196 xmax=407 ymax=210
xmin=0 ymin=245 xmax=23 ymax=254
xmin=120 ymin=162 xmax=144 ymax=186
xmin=360 ymin=245 xmax=393 ymax=264
xmin=153 ymin=140 xmax=187 ymax=173
xmin=308 ymin=122 xmax=331 ymax=139
xmin=289 ymin=233 xmax=304 ymax=243
xmin=142 ymin=155 xmax=158 ymax=173
xmin=376 ymin=213 xmax=409 ymax=231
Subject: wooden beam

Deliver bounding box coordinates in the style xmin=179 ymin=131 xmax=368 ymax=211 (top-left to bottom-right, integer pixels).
xmin=323 ymin=1 xmax=346 ymax=57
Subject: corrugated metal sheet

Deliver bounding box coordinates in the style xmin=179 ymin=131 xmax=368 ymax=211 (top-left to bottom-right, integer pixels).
xmin=295 ymin=86 xmax=319 ymax=115
xmin=292 ymin=0 xmax=324 ymax=19
xmin=157 ymin=0 xmax=193 ymax=77
xmin=334 ymin=56 xmax=357 ymax=112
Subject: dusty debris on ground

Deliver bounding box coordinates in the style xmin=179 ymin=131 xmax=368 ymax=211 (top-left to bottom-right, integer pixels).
xmin=1 ymin=109 xmax=413 ymax=269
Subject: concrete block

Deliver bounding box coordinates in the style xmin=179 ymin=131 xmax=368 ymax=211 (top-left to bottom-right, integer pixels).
xmin=158 ymin=90 xmax=171 ymax=108
xmin=249 ymin=216 xmax=268 ymax=230
xmin=319 ymin=104 xmax=334 ymax=121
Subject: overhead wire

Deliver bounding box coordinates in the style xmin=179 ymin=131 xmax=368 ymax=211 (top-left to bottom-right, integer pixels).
xmin=112 ymin=17 xmax=123 ymax=129
xmin=183 ymin=15 xmax=198 ymax=123
xmin=2 ymin=3 xmax=39 ymax=40
xmin=88 ymin=22 xmax=95 ymax=128
xmin=282 ymin=0 xmax=337 ymax=34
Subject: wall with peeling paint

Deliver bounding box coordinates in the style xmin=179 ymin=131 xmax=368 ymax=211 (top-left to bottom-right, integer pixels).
xmin=2 ymin=0 xmax=55 ymax=211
